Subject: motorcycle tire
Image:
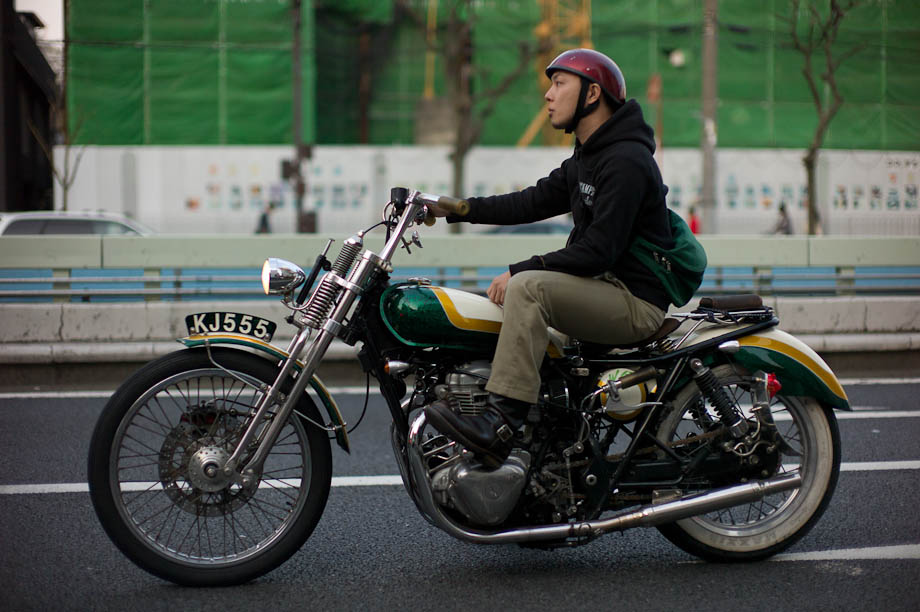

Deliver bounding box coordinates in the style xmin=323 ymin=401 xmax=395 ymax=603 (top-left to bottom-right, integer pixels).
xmin=88 ymin=348 xmax=332 ymax=586
xmin=655 ymin=364 xmax=840 ymax=562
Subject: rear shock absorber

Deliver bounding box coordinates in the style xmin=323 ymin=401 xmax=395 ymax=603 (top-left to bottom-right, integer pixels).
xmin=301 ymin=234 xmax=364 ymax=328
xmin=689 ymin=359 xmax=749 ymax=438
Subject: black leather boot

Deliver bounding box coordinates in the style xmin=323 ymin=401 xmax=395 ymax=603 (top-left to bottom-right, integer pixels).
xmin=425 ymin=393 xmax=531 ymax=469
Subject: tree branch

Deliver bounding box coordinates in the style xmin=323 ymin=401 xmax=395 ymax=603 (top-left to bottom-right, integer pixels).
xmin=26 ymin=96 xmax=89 ymax=204
xmin=63 ymin=147 xmax=87 ymax=190
xmin=808 ymin=4 xmax=824 ymax=45
xmin=784 ymin=0 xmax=866 ymax=234
xmin=394 ymin=0 xmax=452 ymax=54
xmin=787 ymin=0 xmax=806 ymax=53
xmin=801 ymin=49 xmax=824 ymax=115
xmin=477 ymin=41 xmax=533 ymax=117
xmin=459 ymin=41 xmax=533 ymax=155
xmin=26 ymin=116 xmax=66 ymax=186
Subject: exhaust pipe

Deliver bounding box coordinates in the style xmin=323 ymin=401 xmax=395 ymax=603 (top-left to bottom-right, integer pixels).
xmin=406 ymin=413 xmax=802 ymax=545
xmin=584 ymin=471 xmax=801 ymax=537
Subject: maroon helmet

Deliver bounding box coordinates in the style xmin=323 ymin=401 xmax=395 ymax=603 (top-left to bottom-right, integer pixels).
xmin=546 ymin=48 xmax=626 ymax=104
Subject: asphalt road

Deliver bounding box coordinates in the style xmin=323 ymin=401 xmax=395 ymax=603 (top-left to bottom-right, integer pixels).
xmin=1 ymin=379 xmax=918 ymax=611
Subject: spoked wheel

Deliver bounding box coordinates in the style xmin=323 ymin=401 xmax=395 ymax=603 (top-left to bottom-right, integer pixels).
xmin=655 ymin=364 xmax=840 ymax=562
xmin=88 ymin=349 xmax=332 ymax=586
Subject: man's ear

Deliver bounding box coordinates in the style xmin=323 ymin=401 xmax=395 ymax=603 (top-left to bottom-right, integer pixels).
xmin=586 ymin=82 xmax=603 ymax=105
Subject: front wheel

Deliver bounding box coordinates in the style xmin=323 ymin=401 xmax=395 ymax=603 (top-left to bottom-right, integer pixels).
xmin=655 ymin=364 xmax=840 ymax=562
xmin=88 ymin=349 xmax=332 ymax=586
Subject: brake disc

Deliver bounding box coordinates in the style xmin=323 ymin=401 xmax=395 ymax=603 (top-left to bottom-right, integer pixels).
xmin=157 ymin=412 xmax=257 ymax=516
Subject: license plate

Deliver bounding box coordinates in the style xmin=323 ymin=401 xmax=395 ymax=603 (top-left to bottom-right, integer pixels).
xmin=185 ymin=312 xmax=277 ymax=342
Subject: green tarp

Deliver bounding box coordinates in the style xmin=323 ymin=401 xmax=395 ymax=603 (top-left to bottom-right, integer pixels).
xmin=67 ymin=0 xmax=313 ymax=145
xmin=67 ymin=0 xmax=919 ymax=150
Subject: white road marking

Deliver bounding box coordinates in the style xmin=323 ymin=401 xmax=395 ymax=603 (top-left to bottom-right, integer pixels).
xmin=773 ymin=544 xmax=920 ymax=561
xmin=834 ymin=411 xmax=920 ymax=419
xmin=1 ymin=461 xmax=916 ymax=497
xmin=0 ymin=475 xmax=405 ymax=496
xmin=0 ymin=483 xmax=88 ymax=495
xmin=765 ymin=410 xmax=920 ymax=421
xmin=0 ymin=386 xmax=372 ymax=399
xmin=13 ymin=481 xmax=914 ymax=564
xmin=4 ymin=390 xmax=910 ymax=420
xmin=1 ymin=375 xmax=919 ymax=400
xmin=840 ymin=460 xmax=920 ymax=471
xmin=769 ymin=410 xmax=920 ymax=420
xmin=2 ymin=389 xmax=919 ymax=421
xmin=327 ymin=475 xmax=403 ymax=487
xmin=838 ymin=377 xmax=920 ymax=385
xmin=0 ymin=391 xmax=116 ymax=399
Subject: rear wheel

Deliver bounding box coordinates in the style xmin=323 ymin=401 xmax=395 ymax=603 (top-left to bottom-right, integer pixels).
xmin=655 ymin=364 xmax=840 ymax=562
xmin=88 ymin=349 xmax=332 ymax=585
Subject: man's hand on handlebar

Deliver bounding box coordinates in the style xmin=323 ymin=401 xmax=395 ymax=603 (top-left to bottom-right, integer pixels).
xmin=415 ymin=193 xmax=469 ymax=226
xmin=425 ymin=202 xmax=451 ymax=218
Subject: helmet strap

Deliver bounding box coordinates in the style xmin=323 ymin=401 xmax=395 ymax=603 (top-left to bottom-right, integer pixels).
xmin=564 ymin=79 xmax=601 ymax=134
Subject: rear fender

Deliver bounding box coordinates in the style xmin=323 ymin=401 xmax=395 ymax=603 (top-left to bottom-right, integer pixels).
xmin=178 ymin=334 xmax=351 ymax=451
xmin=683 ymin=326 xmax=850 ymax=410
xmin=732 ymin=329 xmax=850 ymax=410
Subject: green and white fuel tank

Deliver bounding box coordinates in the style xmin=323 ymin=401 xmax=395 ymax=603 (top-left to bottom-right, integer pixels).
xmin=380 ymin=283 xmax=503 ymax=350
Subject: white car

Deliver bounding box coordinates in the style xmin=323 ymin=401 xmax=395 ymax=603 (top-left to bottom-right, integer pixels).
xmin=0 ymin=211 xmax=153 ymax=236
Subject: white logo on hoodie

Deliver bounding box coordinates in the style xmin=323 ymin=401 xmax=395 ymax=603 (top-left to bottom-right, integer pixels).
xmin=579 ymin=181 xmax=596 ymax=207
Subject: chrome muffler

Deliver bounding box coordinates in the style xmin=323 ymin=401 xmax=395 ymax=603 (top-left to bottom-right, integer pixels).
xmin=406 ymin=412 xmax=802 ymax=545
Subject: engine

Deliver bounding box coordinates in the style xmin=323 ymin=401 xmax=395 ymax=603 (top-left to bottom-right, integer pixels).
xmin=421 ymin=360 xmax=585 ymax=528
xmin=421 ymin=360 xmax=528 ymax=526
xmin=434 ymin=360 xmax=492 ymax=416
xmin=430 ymin=449 xmax=531 ymax=527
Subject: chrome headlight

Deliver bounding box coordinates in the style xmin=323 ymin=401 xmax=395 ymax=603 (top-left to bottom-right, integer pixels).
xmin=261 ymin=258 xmax=306 ymax=295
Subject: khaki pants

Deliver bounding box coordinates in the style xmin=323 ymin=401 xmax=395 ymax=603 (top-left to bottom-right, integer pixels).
xmin=486 ymin=270 xmax=666 ymax=404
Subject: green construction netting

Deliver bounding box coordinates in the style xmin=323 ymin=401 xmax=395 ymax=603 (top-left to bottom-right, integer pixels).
xmin=313 ymin=11 xmax=362 ymax=143
xmin=592 ymin=0 xmax=920 ymax=150
xmin=472 ymin=1 xmax=543 ymax=147
xmin=67 ymin=0 xmax=919 ymax=150
xmin=67 ymin=0 xmax=314 ymax=145
xmin=366 ymin=21 xmax=429 ymax=144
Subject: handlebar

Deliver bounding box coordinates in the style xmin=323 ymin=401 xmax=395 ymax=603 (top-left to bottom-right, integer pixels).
xmin=388 ymin=187 xmax=470 ymax=226
xmin=414 ymin=192 xmax=469 ymax=226
xmin=415 ymin=192 xmax=470 ymax=216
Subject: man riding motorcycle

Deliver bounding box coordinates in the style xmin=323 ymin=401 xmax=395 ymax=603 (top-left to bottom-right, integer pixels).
xmin=426 ymin=48 xmax=674 ymax=468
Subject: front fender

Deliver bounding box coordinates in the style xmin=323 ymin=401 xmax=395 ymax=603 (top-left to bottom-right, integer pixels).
xmin=732 ymin=328 xmax=850 ymax=411
xmin=178 ymin=333 xmax=351 ymax=451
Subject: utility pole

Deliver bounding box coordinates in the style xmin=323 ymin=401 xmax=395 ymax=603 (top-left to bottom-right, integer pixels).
xmin=700 ymin=0 xmax=718 ymax=233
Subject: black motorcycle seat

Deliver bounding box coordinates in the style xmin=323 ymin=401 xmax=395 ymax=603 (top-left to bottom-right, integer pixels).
xmin=698 ymin=294 xmax=763 ymax=311
xmin=576 ymin=317 xmax=682 ymax=355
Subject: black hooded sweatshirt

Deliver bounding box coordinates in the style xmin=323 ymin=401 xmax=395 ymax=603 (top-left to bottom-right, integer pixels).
xmin=450 ymin=99 xmax=673 ymax=311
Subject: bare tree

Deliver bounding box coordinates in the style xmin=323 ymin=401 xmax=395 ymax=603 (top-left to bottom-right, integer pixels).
xmin=398 ymin=0 xmax=534 ymax=208
xmin=781 ymin=0 xmax=866 ymax=234
xmin=27 ymin=94 xmax=87 ymax=211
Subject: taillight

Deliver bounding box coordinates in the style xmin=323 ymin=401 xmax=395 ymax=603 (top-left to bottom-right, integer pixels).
xmin=766 ymin=373 xmax=782 ymax=398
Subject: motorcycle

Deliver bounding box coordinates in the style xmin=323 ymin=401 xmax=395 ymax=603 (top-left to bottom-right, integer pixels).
xmin=88 ymin=188 xmax=848 ymax=586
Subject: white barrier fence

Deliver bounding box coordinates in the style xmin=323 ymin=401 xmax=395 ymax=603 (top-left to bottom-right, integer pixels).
xmin=55 ymin=146 xmax=920 ymax=237
xmin=1 ymin=235 xmax=918 ymax=364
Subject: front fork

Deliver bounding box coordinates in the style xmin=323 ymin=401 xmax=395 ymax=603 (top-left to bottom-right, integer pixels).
xmin=221 ymin=253 xmax=375 ymax=484
xmin=223 ymin=204 xmax=422 ymax=485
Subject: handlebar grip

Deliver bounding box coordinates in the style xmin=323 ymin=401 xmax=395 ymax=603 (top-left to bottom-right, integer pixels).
xmin=416 ymin=192 xmax=470 ymax=217
xmin=435 ymin=195 xmax=470 ymax=216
